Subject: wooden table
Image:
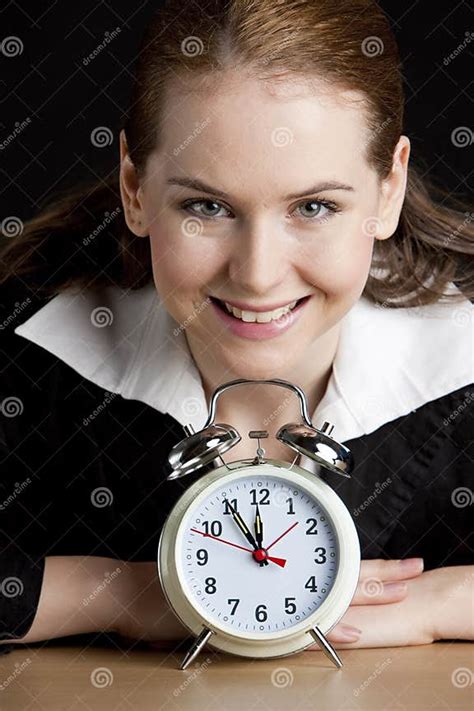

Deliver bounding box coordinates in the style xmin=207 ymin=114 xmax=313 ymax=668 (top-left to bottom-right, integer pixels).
xmin=0 ymin=636 xmax=472 ymax=710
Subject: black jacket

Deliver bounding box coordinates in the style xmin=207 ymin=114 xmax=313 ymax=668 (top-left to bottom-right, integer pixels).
xmin=1 ymin=283 xmax=473 ymax=642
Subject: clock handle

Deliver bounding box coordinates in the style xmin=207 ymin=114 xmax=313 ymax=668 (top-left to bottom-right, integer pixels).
xmin=309 ymin=626 xmax=343 ymax=669
xmin=180 ymin=627 xmax=214 ymax=670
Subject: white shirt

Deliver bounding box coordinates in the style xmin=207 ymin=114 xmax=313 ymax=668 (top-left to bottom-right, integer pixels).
xmin=13 ymin=281 xmax=473 ymax=473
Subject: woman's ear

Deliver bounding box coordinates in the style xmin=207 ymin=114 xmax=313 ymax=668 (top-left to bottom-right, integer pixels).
xmin=375 ymin=135 xmax=411 ymax=241
xmin=119 ymin=129 xmax=149 ymax=237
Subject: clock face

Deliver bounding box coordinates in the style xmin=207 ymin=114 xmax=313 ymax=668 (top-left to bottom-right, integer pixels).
xmin=176 ymin=472 xmax=339 ymax=636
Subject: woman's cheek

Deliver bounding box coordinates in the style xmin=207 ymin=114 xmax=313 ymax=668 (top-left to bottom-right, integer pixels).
xmin=300 ymin=229 xmax=375 ymax=299
xmin=148 ymin=229 xmax=217 ymax=316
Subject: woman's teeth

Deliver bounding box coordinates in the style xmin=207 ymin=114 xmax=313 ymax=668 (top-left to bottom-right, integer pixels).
xmin=223 ymin=300 xmax=298 ymax=323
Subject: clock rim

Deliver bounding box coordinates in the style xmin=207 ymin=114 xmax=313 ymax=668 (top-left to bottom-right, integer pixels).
xmin=157 ymin=459 xmax=360 ymax=659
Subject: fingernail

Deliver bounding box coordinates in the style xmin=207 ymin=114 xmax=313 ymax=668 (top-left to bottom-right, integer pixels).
xmin=339 ymin=624 xmax=362 ymax=641
xmin=384 ymin=581 xmax=407 ymax=593
xmin=401 ymin=557 xmax=424 ymax=570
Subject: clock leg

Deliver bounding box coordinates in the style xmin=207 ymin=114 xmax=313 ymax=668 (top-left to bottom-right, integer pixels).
xmin=309 ymin=625 xmax=343 ymax=669
xmin=180 ymin=627 xmax=215 ymax=670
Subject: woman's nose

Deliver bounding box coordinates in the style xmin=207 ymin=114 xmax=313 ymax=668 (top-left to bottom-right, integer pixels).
xmin=227 ymin=220 xmax=290 ymax=295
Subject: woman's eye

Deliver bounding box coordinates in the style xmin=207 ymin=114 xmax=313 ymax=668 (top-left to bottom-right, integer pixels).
xmin=294 ymin=200 xmax=338 ymax=221
xmin=179 ymin=198 xmax=340 ymax=221
xmin=181 ymin=199 xmax=231 ymax=219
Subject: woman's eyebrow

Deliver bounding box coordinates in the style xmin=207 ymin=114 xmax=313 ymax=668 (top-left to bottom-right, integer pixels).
xmin=166 ymin=177 xmax=355 ymax=200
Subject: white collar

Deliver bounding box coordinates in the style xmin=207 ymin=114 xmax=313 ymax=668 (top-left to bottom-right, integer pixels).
xmin=14 ymin=282 xmax=473 ymax=448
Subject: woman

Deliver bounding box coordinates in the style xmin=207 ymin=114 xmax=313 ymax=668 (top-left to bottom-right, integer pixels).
xmin=0 ymin=0 xmax=472 ymax=653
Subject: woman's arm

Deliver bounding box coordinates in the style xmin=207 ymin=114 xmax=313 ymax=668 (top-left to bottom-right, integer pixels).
xmin=328 ymin=564 xmax=474 ymax=649
xmin=1 ymin=556 xmax=125 ymax=644
xmin=433 ymin=565 xmax=474 ymax=641
xmin=1 ymin=556 xmax=187 ymax=645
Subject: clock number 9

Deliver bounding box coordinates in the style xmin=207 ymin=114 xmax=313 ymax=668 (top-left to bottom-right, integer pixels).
xmin=196 ymin=549 xmax=208 ymax=566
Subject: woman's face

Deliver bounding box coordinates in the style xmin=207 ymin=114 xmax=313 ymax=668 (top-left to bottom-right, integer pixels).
xmin=120 ymin=75 xmax=409 ymax=381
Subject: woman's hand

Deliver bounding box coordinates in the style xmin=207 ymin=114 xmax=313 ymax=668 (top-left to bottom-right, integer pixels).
xmin=109 ymin=561 xmax=189 ymax=644
xmin=315 ymin=557 xmax=462 ymax=650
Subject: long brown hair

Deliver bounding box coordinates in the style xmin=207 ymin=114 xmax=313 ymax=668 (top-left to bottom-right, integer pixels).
xmin=1 ymin=0 xmax=472 ymax=306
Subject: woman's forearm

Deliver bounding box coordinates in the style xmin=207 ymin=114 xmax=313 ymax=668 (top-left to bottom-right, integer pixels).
xmin=0 ymin=555 xmax=126 ymax=645
xmin=434 ymin=565 xmax=474 ymax=640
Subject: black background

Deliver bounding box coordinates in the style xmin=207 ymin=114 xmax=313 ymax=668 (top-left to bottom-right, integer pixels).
xmin=1 ymin=0 xmax=472 ymax=223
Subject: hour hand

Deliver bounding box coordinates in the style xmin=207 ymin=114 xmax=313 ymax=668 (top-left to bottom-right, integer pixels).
xmin=225 ymin=499 xmax=259 ymax=550
xmin=254 ymin=504 xmax=263 ymax=548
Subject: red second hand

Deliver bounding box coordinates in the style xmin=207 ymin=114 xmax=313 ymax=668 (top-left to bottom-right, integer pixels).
xmin=190 ymin=528 xmax=287 ymax=567
xmin=265 ymin=521 xmax=299 ymax=551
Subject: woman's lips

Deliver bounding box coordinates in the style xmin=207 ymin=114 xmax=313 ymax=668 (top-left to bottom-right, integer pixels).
xmin=209 ymin=295 xmax=311 ymax=340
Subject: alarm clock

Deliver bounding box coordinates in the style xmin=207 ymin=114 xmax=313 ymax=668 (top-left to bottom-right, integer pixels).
xmin=157 ymin=378 xmax=360 ymax=670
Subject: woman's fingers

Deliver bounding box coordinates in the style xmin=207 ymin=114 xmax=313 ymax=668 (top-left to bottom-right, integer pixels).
xmin=359 ymin=557 xmax=424 ymax=583
xmin=324 ymin=623 xmax=362 ymax=644
xmin=349 ymin=558 xmax=424 ymax=605
xmin=351 ymin=579 xmax=408 ymax=605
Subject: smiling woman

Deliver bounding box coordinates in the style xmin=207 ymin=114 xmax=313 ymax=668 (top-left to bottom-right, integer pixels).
xmin=0 ymin=0 xmax=473 ymax=656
